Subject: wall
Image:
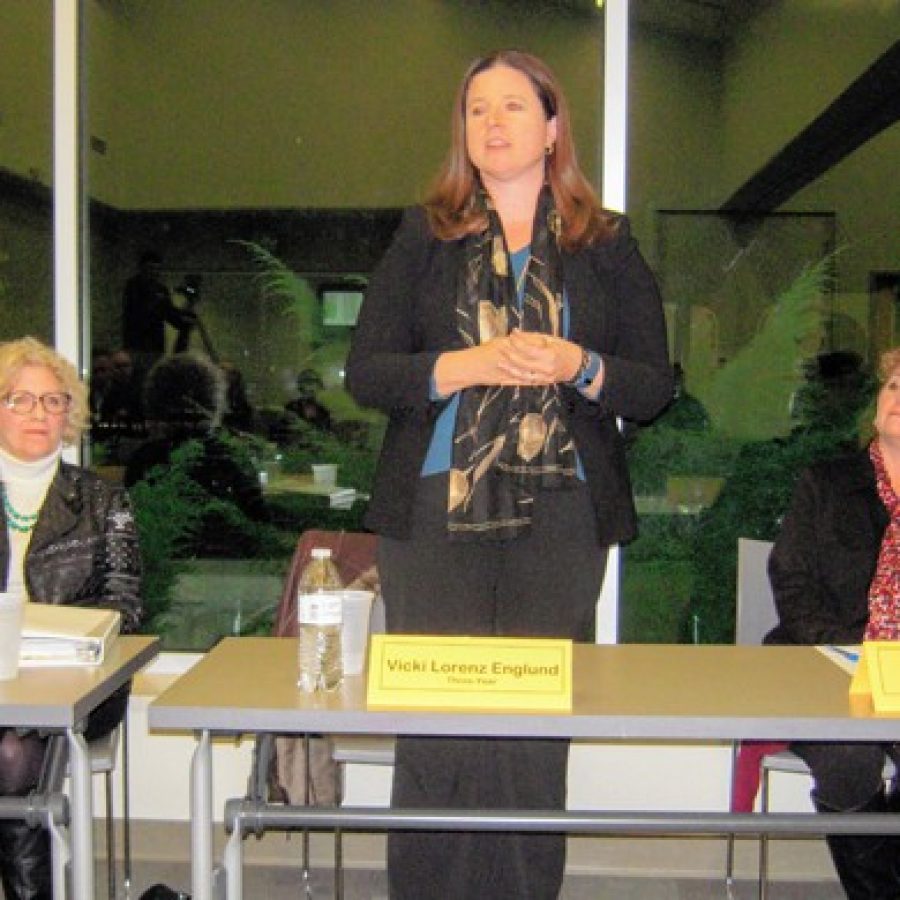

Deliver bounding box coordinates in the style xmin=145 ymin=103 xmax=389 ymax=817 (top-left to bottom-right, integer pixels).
xmin=627 ymin=28 xmax=726 ymax=264
xmin=721 ymin=1 xmax=899 ymax=194
xmin=0 ymin=181 xmax=53 ymax=343
xmin=82 ymin=0 xmax=603 ymax=210
xmin=0 ymin=3 xmax=603 ymax=207
xmin=720 ymin=1 xmax=900 ymax=295
xmin=626 ymin=2 xmax=900 ymax=296
xmin=0 ymin=1 xmax=51 ymax=184
xmin=0 ymin=2 xmax=53 ymax=343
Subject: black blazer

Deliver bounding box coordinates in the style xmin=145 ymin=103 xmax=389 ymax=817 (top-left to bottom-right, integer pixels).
xmin=346 ymin=206 xmax=673 ymax=543
xmin=765 ymin=448 xmax=889 ymax=645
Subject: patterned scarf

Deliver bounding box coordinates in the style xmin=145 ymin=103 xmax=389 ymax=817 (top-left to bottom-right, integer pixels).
xmin=447 ymin=186 xmax=577 ymax=540
xmin=864 ymin=439 xmax=900 ymax=640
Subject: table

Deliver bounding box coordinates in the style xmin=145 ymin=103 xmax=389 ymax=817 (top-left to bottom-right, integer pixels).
xmin=263 ymin=473 xmax=366 ymax=509
xmin=0 ymin=635 xmax=159 ymax=899
xmin=149 ymin=638 xmax=900 ymax=900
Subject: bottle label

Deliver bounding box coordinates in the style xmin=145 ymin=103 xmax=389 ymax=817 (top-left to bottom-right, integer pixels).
xmin=297 ymin=592 xmax=343 ymax=626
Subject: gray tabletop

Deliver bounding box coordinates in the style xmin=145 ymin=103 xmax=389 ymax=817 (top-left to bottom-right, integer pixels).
xmin=148 ymin=637 xmax=900 ymax=742
xmin=0 ymin=635 xmax=160 ymax=730
xmin=0 ymin=634 xmax=159 ymax=900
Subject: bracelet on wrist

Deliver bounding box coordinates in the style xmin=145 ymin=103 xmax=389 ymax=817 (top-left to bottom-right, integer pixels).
xmin=566 ymin=348 xmax=591 ymax=387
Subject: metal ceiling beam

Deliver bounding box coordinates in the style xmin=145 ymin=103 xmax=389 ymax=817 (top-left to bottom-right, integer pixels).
xmin=720 ymin=39 xmax=900 ymax=215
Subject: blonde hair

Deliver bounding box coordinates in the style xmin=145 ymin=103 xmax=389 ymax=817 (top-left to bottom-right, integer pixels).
xmin=425 ymin=49 xmax=616 ymax=252
xmin=0 ymin=336 xmax=88 ymax=444
xmin=858 ymin=347 xmax=900 ymax=446
xmin=879 ymin=347 xmax=900 ymax=382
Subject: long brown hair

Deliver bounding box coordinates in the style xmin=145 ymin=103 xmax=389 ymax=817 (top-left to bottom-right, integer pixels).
xmin=425 ymin=49 xmax=616 ymax=252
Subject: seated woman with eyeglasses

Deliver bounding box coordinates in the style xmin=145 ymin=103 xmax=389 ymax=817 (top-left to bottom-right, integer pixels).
xmin=0 ymin=336 xmax=141 ymax=900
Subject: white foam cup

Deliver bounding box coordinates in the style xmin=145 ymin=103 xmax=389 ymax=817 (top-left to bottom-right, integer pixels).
xmin=0 ymin=591 xmax=25 ymax=680
xmin=311 ymin=464 xmax=338 ymax=486
xmin=341 ymin=590 xmax=374 ymax=675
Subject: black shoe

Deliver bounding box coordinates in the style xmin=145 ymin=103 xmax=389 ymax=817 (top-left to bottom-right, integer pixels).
xmin=139 ymin=885 xmax=191 ymax=900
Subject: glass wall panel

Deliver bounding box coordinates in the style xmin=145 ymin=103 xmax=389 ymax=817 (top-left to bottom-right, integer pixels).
xmin=0 ymin=2 xmax=53 ymax=342
xmin=82 ymin=0 xmax=606 ymax=648
xmin=623 ymin=0 xmax=900 ymax=643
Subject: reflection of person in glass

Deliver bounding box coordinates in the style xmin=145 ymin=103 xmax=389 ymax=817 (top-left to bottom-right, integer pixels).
xmin=173 ymin=273 xmax=219 ymax=362
xmin=124 ymin=352 xmax=267 ymax=556
xmin=121 ymin=250 xmax=196 ymax=382
xmin=100 ymin=349 xmax=143 ymax=431
xmin=0 ymin=337 xmax=142 ymax=899
xmin=284 ymin=369 xmax=332 ymax=432
xmin=220 ymin=359 xmax=254 ymax=433
xmin=346 ymin=50 xmax=672 ymax=899
xmin=766 ymin=347 xmax=900 ymax=898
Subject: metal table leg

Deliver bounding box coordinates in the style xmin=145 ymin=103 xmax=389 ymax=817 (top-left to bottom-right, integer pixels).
xmin=224 ymin=817 xmax=244 ymax=900
xmin=334 ymin=756 xmax=343 ymax=900
xmin=192 ymin=729 xmax=214 ymax=900
xmin=67 ymin=729 xmax=94 ymax=900
xmin=123 ymin=716 xmax=132 ymax=899
xmin=300 ymin=734 xmax=315 ymax=896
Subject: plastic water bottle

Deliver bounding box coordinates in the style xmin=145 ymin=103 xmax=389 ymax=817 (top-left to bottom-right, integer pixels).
xmin=297 ymin=547 xmax=344 ymax=692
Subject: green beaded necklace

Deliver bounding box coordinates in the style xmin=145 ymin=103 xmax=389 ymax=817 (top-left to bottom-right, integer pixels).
xmin=2 ymin=492 xmax=39 ymax=533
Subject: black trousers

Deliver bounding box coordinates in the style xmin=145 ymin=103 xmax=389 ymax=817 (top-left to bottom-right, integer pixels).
xmin=790 ymin=741 xmax=896 ymax=811
xmin=791 ymin=741 xmax=900 ymax=898
xmin=378 ymin=474 xmax=608 ymax=900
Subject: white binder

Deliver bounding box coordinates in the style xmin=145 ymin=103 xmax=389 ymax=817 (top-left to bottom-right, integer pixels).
xmin=20 ymin=603 xmax=122 ymax=666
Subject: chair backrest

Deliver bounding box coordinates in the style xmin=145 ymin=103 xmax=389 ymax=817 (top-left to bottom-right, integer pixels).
xmin=273 ymin=529 xmax=377 ymax=638
xmin=268 ymin=530 xmax=380 ymax=807
xmin=735 ymin=538 xmax=778 ymax=645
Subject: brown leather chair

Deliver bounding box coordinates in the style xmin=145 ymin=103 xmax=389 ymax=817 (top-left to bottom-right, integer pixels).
xmin=247 ymin=529 xmax=386 ymax=898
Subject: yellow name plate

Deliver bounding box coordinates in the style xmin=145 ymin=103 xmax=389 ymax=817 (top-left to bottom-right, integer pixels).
xmin=850 ymin=641 xmax=900 ymax=716
xmin=366 ymin=634 xmax=573 ymax=712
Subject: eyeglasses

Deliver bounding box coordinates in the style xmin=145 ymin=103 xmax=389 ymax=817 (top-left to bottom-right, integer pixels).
xmin=2 ymin=391 xmax=72 ymax=416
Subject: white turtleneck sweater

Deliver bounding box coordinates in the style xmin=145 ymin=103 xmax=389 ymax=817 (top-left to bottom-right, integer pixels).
xmin=0 ymin=445 xmax=60 ymax=597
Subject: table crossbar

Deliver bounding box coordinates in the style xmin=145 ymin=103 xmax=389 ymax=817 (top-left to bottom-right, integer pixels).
xmin=225 ymin=799 xmax=900 ymax=838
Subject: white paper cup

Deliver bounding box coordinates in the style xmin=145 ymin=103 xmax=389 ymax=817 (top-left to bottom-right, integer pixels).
xmin=341 ymin=590 xmax=374 ymax=675
xmin=311 ymin=463 xmax=337 ymax=486
xmin=0 ymin=592 xmax=25 ymax=680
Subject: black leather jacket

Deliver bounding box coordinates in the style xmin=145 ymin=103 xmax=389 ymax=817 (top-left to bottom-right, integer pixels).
xmin=0 ymin=462 xmax=142 ymax=632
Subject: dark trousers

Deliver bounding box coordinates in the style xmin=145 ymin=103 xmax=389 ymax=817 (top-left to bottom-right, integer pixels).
xmin=791 ymin=741 xmax=900 ymax=899
xmin=378 ymin=474 xmax=607 ymax=900
xmin=790 ymin=741 xmax=894 ymax=811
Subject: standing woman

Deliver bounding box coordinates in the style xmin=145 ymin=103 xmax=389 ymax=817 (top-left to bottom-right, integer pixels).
xmin=0 ymin=336 xmax=142 ymax=899
xmin=346 ymin=50 xmax=671 ymax=898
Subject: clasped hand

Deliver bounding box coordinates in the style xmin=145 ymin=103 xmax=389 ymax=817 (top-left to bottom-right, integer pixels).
xmin=433 ymin=330 xmax=582 ymax=395
xmin=492 ymin=329 xmax=580 ymax=386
